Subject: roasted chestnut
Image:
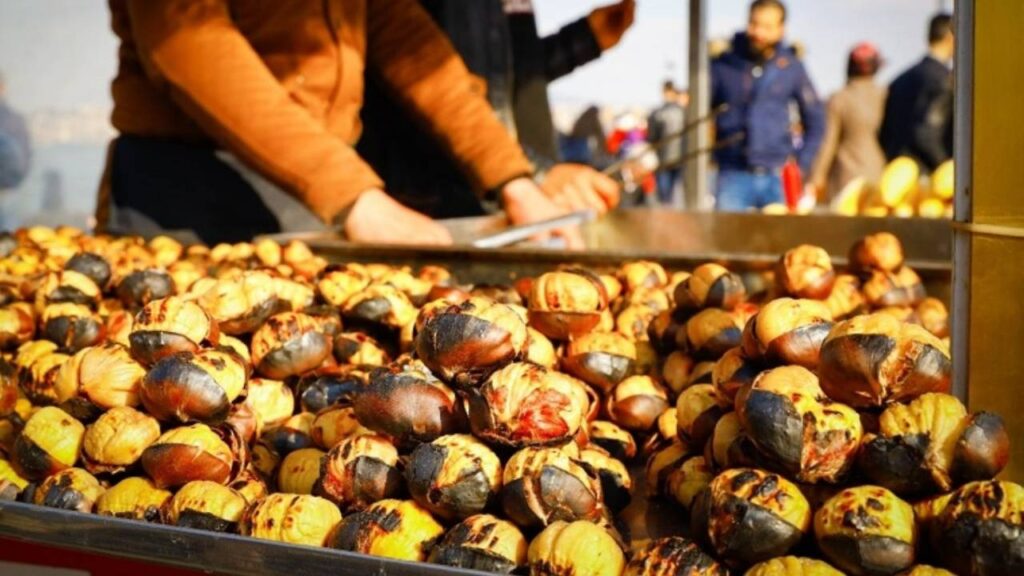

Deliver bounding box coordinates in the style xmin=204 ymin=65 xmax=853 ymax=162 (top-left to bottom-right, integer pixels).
xmin=141 ymin=423 xmax=236 ymax=488
xmin=95 ymin=476 xmax=171 ymax=522
xmin=468 ymin=362 xmax=589 ymax=448
xmin=814 ymin=485 xmax=916 ymax=575
xmin=244 ymin=378 xmax=294 ymax=432
xmin=56 ymin=343 xmax=147 ymax=410
xmin=342 ymin=283 xmax=418 ymax=330
xmin=20 ymin=347 xmax=74 ymax=405
xmin=262 ymin=412 xmax=316 ymax=455
xmin=32 ymin=467 xmax=104 ymax=513
xmin=691 ymin=468 xmax=811 ymax=567
xmin=914 ymin=297 xmax=949 ymax=339
xmin=64 ymin=252 xmax=112 ymax=291
xmin=561 ymin=332 xmax=636 ymax=394
xmin=311 ymin=404 xmax=363 ymax=450
xmin=194 ymin=271 xmax=277 ymax=335
xmin=34 ymin=270 xmax=101 ymax=311
xmin=588 ymin=420 xmax=637 ymax=463
xmin=736 ymin=365 xmax=861 ymax=483
xmin=931 ymin=480 xmax=1024 ymax=576
xmin=645 ymin=439 xmax=690 ymax=496
xmin=41 ymin=303 xmax=104 ymax=353
xmin=242 ymin=493 xmax=342 ymax=546
xmin=353 ymin=360 xmax=463 ymax=447
xmin=619 ymin=260 xmax=668 ymax=292
xmin=662 ymin=350 xmax=695 ymax=396
xmin=278 ymin=447 xmax=326 ymax=495
xmin=140 ymin=348 xmax=247 ymax=424
xmin=82 ymin=406 xmax=160 ymax=473
xmin=129 ymin=296 xmax=217 ymax=366
xmin=665 ymin=455 xmax=713 ymax=510
xmin=12 ymin=406 xmax=84 ymax=480
xmin=681 ymin=308 xmax=743 ymax=360
xmin=818 ymin=313 xmax=951 ymax=408
xmin=675 ymin=384 xmax=728 ymax=447
xmin=706 ymin=411 xmax=743 ymax=469
xmin=741 ymin=298 xmax=833 ymax=369
xmin=329 ymin=498 xmax=444 ymax=562
xmin=295 ymin=367 xmax=367 ymax=414
xmin=744 ymin=556 xmax=844 ymax=576
xmin=251 ymin=312 xmax=331 ymax=379
xmin=649 ymin=310 xmax=686 ymax=355
xmin=615 ymin=304 xmax=658 ymax=343
xmin=269 ymin=276 xmax=315 ymax=311
xmin=501 ymin=446 xmax=603 ymax=529
xmin=862 ymin=267 xmax=926 ymax=309
xmin=165 ymin=480 xmax=247 ymax=532
xmin=775 ymin=244 xmax=836 ymax=299
xmin=315 ymin=434 xmax=403 ymax=512
xmin=0 ymin=302 xmax=34 ymax=349
xmin=898 ymin=567 xmax=955 ymax=576
xmin=528 ymin=269 xmax=609 ymax=340
xmin=578 ymin=447 xmax=631 ymax=513
xmin=317 ymin=264 xmax=372 ymax=308
xmin=0 ymin=458 xmax=28 ymax=500
xmin=406 ymin=434 xmax=501 ymax=521
xmin=251 ymin=440 xmax=282 ymax=482
xmin=429 ymin=513 xmax=527 ymax=573
xmin=526 ymin=327 xmax=557 ymax=369
xmin=603 ymin=375 xmax=667 ymax=433
xmin=527 ymin=520 xmax=625 ymax=576
xmin=689 ymin=361 xmax=715 ymax=386
xmin=849 ymin=232 xmax=904 ymax=273
xmin=674 ymin=263 xmax=746 ymax=311
xmin=414 ymin=297 xmax=528 ymax=389
xmin=115 ymin=269 xmax=174 ymax=309
xmin=379 ymin=268 xmax=433 ymax=305
xmin=823 ymin=273 xmax=867 ymax=320
xmin=858 ymin=393 xmax=1009 ymax=496
xmin=624 ymin=536 xmax=726 ymax=576
xmin=332 ymin=332 xmax=389 ymax=367
xmin=711 ymin=347 xmax=762 ymax=403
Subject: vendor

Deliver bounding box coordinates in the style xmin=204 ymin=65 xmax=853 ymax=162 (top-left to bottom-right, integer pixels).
xmin=97 ymin=0 xmax=579 ymax=246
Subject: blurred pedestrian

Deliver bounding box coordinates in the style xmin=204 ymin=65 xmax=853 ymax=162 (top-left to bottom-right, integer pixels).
xmin=0 ymin=72 xmax=31 ymax=191
xmin=607 ymin=112 xmax=654 ymax=207
xmin=710 ymin=0 xmax=825 ymax=212
xmin=809 ymin=43 xmax=887 ymax=202
xmin=879 ymin=13 xmax=954 ymax=171
xmin=647 ymin=81 xmax=686 ymax=207
xmin=563 ymin=105 xmax=613 ymax=170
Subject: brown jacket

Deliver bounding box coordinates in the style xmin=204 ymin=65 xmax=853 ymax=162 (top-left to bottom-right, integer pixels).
xmin=104 ymin=0 xmax=532 ymax=223
xmin=810 ymin=78 xmax=887 ymax=200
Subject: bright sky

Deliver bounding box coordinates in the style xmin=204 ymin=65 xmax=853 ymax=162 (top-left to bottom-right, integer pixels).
xmin=0 ymin=0 xmax=950 ymax=113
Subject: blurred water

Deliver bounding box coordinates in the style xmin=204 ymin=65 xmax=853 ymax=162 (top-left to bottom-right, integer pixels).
xmin=0 ymin=142 xmax=106 ymax=231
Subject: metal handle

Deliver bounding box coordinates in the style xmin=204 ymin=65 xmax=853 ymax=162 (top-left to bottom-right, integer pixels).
xmin=470 ymin=210 xmax=595 ymax=249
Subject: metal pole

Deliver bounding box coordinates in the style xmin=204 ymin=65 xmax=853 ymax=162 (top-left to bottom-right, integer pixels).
xmin=684 ymin=0 xmax=710 ymax=210
xmin=950 ymin=0 xmax=972 ymax=402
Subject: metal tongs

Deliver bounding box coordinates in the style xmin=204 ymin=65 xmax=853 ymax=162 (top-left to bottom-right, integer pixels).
xmin=466 ymin=209 xmax=596 ymax=248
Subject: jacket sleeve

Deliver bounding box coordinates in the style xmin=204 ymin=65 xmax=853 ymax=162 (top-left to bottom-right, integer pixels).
xmin=366 ymin=0 xmax=533 ymax=194
xmin=793 ymin=63 xmax=826 ymax=175
xmin=542 ymin=17 xmax=603 ymax=82
xmin=808 ymin=95 xmax=842 ymax=192
xmin=911 ymin=75 xmax=953 ymax=170
xmin=124 ymin=0 xmax=383 ymax=224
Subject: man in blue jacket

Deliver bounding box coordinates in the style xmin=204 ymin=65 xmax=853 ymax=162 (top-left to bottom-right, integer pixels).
xmin=711 ymin=0 xmax=825 ymax=211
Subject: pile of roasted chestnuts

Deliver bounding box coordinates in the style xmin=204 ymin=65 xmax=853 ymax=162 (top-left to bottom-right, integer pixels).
xmin=0 ymin=227 xmax=1017 ymax=576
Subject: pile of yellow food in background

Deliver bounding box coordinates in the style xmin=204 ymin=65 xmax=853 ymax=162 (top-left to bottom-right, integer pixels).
xmin=832 ymin=158 xmax=955 ymax=218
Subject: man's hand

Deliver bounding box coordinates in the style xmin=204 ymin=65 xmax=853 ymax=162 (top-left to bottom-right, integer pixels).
xmin=588 ymin=0 xmax=636 ymax=51
xmin=501 ymin=178 xmax=584 ymax=250
xmin=541 ymin=163 xmax=621 ymax=215
xmin=343 ymin=188 xmax=452 ymax=245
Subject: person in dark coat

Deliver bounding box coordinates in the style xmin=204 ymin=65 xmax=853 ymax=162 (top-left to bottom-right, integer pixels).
xmin=879 ymin=13 xmax=954 ymax=171
xmin=0 ymin=72 xmax=31 ymax=191
xmin=710 ymin=0 xmax=825 ymax=212
xmin=358 ymin=0 xmax=632 ymax=220
xmin=647 ymin=81 xmax=686 ymax=207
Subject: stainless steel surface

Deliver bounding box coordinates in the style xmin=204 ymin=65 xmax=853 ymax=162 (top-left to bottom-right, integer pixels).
xmin=951 ymin=0 xmax=974 ymax=403
xmin=685 ymin=0 xmax=710 ymax=209
xmin=0 ymin=501 xmax=485 ymax=576
xmin=471 ymin=210 xmax=595 ymax=248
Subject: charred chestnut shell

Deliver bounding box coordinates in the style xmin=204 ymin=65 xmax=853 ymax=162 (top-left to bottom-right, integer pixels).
xmin=665 ymin=455 xmax=713 ymax=510
xmin=166 ymin=480 xmax=247 ymax=533
xmin=64 ymin=252 xmax=112 ymax=290
xmin=0 ymin=303 xmax=35 ymax=350
xmin=674 ymin=384 xmax=728 ymax=448
xmin=315 ymin=434 xmax=403 ymax=513
xmin=242 ymin=493 xmax=342 ymax=547
xmin=414 ymin=297 xmax=528 ymax=389
xmin=932 ymin=480 xmax=1024 ymax=576
xmin=858 ymin=393 xmax=1010 ymax=497
xmin=561 ymin=332 xmax=637 ymax=395
xmin=34 ymin=270 xmax=101 ymax=311
xmin=736 ymin=366 xmax=862 ymax=484
xmin=194 ymin=271 xmax=278 ymax=335
xmin=406 ymin=434 xmax=501 ymax=521
xmin=673 ymin=263 xmax=746 ymax=311
xmin=578 ymin=448 xmax=631 ymax=513
xmin=745 ymin=557 xmax=844 ymax=576
xmin=342 ymin=283 xmax=418 ymax=330
xmin=41 ymin=303 xmax=104 ymax=353
xmin=429 ymin=514 xmax=527 ymax=573
xmin=849 ymin=232 xmax=905 ymax=273
xmin=862 ymin=267 xmax=926 ymax=309
xmin=645 ymin=439 xmax=691 ymax=496
xmin=311 ymin=404 xmax=363 ymax=450
xmin=251 ymin=312 xmax=331 ymax=379
xmin=332 ymin=332 xmax=389 ymax=367
xmin=606 ymin=375 xmax=669 ymax=433
xmin=32 ymin=467 xmax=104 ymax=513
xmin=915 ymin=297 xmax=949 ymax=339
xmin=741 ymin=298 xmax=833 ymax=369
xmin=262 ymin=412 xmax=316 ymax=456
xmin=278 ymin=447 xmax=326 ymax=495
xmin=624 ymin=536 xmax=727 ymax=576
xmin=527 ymin=520 xmax=625 ymax=576
xmin=13 ymin=406 xmax=84 ymax=480
xmin=681 ymin=308 xmax=744 ymax=360
xmin=814 ymin=486 xmax=916 ymax=576
xmin=95 ymin=476 xmax=171 ymax=522
xmin=329 ymin=498 xmax=444 ymax=562
xmin=116 ymin=269 xmax=174 ymax=310
xmin=468 ymin=362 xmax=589 ymax=448
xmin=295 ymin=368 xmax=368 ymax=414
xmin=141 ymin=349 xmax=247 ymax=424
xmin=501 ymin=446 xmax=603 ymax=529
xmin=619 ymin=260 xmax=668 ymax=292
xmin=711 ymin=346 xmax=762 ymax=403
xmin=129 ymin=296 xmax=218 ymax=366
xmin=140 ymin=423 xmax=238 ymax=488
xmin=691 ymin=468 xmax=811 ymax=568
xmin=824 ymin=274 xmax=868 ymax=320
xmin=353 ymin=361 xmax=463 ymax=447
xmin=775 ymin=244 xmax=836 ymax=299
xmin=818 ymin=313 xmax=952 ymax=408
xmin=528 ymin=269 xmax=609 ymax=341
xmin=588 ymin=420 xmax=637 ymax=463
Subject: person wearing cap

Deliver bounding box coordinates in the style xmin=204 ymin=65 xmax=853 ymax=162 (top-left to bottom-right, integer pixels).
xmin=710 ymin=0 xmax=825 ymax=212
xmin=808 ymin=43 xmax=887 ymax=202
xmin=98 ymin=0 xmax=580 ymax=246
